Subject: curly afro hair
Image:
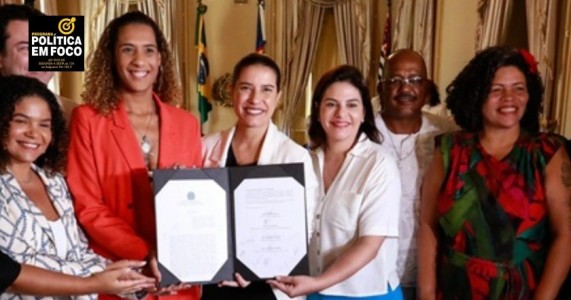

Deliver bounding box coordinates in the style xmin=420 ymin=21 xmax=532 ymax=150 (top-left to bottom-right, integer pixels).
xmin=82 ymin=11 xmax=181 ymax=115
xmin=446 ymin=46 xmax=543 ymax=133
xmin=0 ymin=76 xmax=68 ymax=175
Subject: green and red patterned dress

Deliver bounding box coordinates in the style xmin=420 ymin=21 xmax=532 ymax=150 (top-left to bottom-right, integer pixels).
xmin=435 ymin=131 xmax=565 ymax=300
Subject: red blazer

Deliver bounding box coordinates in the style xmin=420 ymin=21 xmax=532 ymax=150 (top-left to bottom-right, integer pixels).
xmin=67 ymin=97 xmax=202 ymax=260
xmin=66 ymin=96 xmax=202 ymax=299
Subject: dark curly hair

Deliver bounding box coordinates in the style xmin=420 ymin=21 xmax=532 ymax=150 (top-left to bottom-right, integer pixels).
xmin=0 ymin=4 xmax=44 ymax=54
xmin=308 ymin=65 xmax=381 ymax=149
xmin=446 ymin=46 xmax=543 ymax=133
xmin=232 ymin=53 xmax=281 ymax=91
xmin=82 ymin=11 xmax=181 ymax=114
xmin=0 ymin=76 xmax=68 ymax=174
xmin=427 ymin=80 xmax=441 ymax=107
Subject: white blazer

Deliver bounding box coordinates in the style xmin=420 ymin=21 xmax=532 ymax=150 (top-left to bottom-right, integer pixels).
xmin=202 ymin=122 xmax=317 ymax=300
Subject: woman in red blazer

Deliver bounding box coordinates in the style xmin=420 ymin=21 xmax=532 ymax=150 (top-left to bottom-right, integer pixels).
xmin=66 ymin=11 xmax=202 ymax=300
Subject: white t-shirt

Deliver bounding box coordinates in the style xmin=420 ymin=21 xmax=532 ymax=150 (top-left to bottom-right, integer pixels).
xmin=375 ymin=112 xmax=458 ymax=287
xmin=310 ymin=134 xmax=401 ymax=296
xmin=48 ymin=219 xmax=68 ymax=258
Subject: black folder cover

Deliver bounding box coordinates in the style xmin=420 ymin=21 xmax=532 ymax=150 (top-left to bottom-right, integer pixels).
xmin=153 ymin=163 xmax=309 ymax=287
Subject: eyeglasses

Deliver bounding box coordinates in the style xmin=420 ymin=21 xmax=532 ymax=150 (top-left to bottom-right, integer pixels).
xmin=383 ymin=75 xmax=425 ymax=87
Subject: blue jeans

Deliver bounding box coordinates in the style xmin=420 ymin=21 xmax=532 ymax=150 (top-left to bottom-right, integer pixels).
xmin=307 ymin=285 xmax=403 ymax=300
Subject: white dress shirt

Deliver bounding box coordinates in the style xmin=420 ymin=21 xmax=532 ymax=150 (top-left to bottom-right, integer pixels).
xmin=310 ymin=134 xmax=401 ymax=297
xmin=375 ymin=112 xmax=458 ymax=287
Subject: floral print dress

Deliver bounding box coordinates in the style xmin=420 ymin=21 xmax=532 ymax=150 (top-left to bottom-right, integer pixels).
xmin=435 ymin=131 xmax=565 ymax=300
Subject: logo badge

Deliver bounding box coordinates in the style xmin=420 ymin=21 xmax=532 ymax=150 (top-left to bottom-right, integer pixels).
xmin=58 ymin=17 xmax=76 ymax=35
xmin=29 ymin=16 xmax=84 ymax=71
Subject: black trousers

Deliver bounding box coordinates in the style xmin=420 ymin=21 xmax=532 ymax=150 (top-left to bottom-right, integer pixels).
xmin=201 ymin=282 xmax=277 ymax=300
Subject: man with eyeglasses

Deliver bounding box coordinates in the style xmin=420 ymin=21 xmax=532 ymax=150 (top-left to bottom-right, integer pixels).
xmin=374 ymin=49 xmax=458 ymax=300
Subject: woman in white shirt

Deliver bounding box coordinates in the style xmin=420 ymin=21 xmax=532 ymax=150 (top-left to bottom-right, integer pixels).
xmin=202 ymin=53 xmax=317 ymax=300
xmin=269 ymin=65 xmax=403 ymax=300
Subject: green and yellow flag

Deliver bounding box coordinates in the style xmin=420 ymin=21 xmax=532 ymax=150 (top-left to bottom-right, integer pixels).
xmin=196 ymin=4 xmax=212 ymax=127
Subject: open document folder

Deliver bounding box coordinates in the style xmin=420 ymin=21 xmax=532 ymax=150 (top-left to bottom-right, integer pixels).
xmin=153 ymin=163 xmax=309 ymax=286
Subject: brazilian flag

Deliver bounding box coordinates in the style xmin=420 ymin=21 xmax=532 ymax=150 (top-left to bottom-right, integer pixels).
xmin=196 ymin=4 xmax=212 ymax=127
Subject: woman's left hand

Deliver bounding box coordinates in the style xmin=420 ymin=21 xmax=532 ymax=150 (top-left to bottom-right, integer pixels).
xmin=142 ymin=252 xmax=192 ymax=295
xmin=267 ymin=275 xmax=320 ymax=297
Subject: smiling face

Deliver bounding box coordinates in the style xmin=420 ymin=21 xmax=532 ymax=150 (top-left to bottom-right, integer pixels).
xmin=319 ymin=81 xmax=364 ymax=148
xmin=380 ymin=51 xmax=428 ymax=120
xmin=0 ymin=20 xmax=53 ymax=84
xmin=5 ymin=96 xmax=52 ymax=167
xmin=114 ymin=23 xmax=161 ymax=97
xmin=232 ymin=64 xmax=280 ymax=130
xmin=482 ymin=66 xmax=529 ymax=131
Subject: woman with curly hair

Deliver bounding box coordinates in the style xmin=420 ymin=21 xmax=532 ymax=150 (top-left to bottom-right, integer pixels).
xmin=418 ymin=46 xmax=571 ymax=299
xmin=0 ymin=75 xmax=152 ymax=299
xmin=66 ymin=11 xmax=202 ymax=300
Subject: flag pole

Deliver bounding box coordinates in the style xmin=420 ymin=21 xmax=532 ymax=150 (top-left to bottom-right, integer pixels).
xmin=255 ymin=0 xmax=266 ymax=54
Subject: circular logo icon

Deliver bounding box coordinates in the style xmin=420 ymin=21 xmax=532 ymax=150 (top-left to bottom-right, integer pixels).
xmin=58 ymin=17 xmax=75 ymax=35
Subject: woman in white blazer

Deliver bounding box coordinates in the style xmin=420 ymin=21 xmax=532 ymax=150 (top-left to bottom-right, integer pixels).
xmin=201 ymin=53 xmax=316 ymax=300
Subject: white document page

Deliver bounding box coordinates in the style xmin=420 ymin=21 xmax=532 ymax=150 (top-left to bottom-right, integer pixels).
xmin=155 ymin=179 xmax=228 ymax=282
xmin=234 ymin=177 xmax=306 ymax=278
